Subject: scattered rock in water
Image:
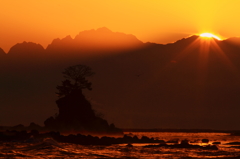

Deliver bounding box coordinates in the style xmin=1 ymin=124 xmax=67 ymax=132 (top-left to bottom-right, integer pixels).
xmin=126 ymin=143 xmax=133 ymax=147
xmin=166 ymin=139 xmax=179 ymax=144
xmin=212 ymin=142 xmax=221 ymax=145
xmin=180 ymin=139 xmax=189 ymax=145
xmin=202 ymin=145 xmax=218 ymax=150
xmin=202 ymin=139 xmax=209 ymax=143
xmin=225 ymin=142 xmax=240 ymax=145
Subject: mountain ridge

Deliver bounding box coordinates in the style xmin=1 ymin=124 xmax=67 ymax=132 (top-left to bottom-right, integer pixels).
xmin=4 ymin=28 xmax=240 ymax=55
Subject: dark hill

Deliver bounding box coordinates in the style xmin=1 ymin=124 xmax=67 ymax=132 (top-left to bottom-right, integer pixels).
xmin=0 ymin=48 xmax=6 ymax=64
xmin=45 ymin=36 xmax=75 ymax=55
xmin=0 ymin=48 xmax=6 ymax=56
xmin=167 ymin=35 xmax=199 ymax=46
xmin=46 ymin=27 xmax=143 ymax=56
xmin=1 ymin=30 xmax=240 ymax=130
xmin=8 ymin=41 xmax=45 ymax=56
xmin=74 ymin=27 xmax=143 ymax=50
xmin=222 ymin=37 xmax=240 ymax=45
xmin=6 ymin=42 xmax=47 ymax=73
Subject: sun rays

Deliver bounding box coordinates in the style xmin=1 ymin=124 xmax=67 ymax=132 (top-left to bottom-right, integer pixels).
xmin=163 ymin=33 xmax=237 ymax=87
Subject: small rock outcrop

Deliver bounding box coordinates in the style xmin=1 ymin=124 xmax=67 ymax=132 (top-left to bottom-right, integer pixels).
xmin=44 ymin=89 xmax=121 ymax=134
xmin=44 ymin=65 xmax=122 ymax=134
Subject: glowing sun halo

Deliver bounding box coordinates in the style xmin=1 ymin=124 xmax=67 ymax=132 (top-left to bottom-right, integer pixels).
xmin=200 ymin=33 xmax=221 ymax=40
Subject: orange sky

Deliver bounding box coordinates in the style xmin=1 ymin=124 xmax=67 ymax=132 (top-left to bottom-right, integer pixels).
xmin=1 ymin=0 xmax=240 ymax=52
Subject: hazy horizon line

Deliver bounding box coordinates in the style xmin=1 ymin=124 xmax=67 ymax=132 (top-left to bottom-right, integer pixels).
xmin=1 ymin=27 xmax=233 ymax=54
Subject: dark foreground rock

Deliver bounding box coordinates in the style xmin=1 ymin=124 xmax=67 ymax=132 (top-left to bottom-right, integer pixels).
xmin=0 ymin=130 xmax=218 ymax=150
xmin=44 ymin=88 xmax=122 ymax=134
xmin=0 ymin=130 xmax=161 ymax=145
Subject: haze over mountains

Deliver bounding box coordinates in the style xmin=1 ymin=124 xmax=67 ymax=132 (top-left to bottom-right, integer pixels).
xmin=1 ymin=27 xmax=240 ymax=130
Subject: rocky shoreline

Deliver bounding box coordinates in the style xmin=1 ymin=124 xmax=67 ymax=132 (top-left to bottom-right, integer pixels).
xmin=0 ymin=130 xmax=220 ymax=150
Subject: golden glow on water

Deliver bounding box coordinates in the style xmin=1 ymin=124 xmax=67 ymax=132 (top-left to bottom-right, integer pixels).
xmin=1 ymin=132 xmax=240 ymax=158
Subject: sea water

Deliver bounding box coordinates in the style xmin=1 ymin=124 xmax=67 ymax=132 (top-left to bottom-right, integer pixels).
xmin=1 ymin=132 xmax=240 ymax=158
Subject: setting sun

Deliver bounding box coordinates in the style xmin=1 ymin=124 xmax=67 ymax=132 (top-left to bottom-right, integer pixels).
xmin=200 ymin=33 xmax=221 ymax=40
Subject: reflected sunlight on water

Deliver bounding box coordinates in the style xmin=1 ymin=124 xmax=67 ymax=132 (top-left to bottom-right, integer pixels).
xmin=1 ymin=132 xmax=240 ymax=158
xmin=124 ymin=132 xmax=232 ymax=144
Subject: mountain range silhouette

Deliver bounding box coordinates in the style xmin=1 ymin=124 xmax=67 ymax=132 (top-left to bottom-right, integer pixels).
xmin=1 ymin=27 xmax=240 ymax=130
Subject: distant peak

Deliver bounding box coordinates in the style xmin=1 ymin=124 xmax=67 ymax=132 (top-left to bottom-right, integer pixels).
xmin=224 ymin=37 xmax=240 ymax=42
xmin=96 ymin=27 xmax=112 ymax=33
xmin=64 ymin=35 xmax=73 ymax=40
xmin=61 ymin=35 xmax=73 ymax=42
xmin=8 ymin=41 xmax=45 ymax=55
xmin=172 ymin=35 xmax=199 ymax=45
xmin=18 ymin=41 xmax=42 ymax=46
xmin=222 ymin=37 xmax=240 ymax=46
xmin=74 ymin=27 xmax=142 ymax=45
xmin=186 ymin=35 xmax=200 ymax=39
xmin=52 ymin=38 xmax=61 ymax=42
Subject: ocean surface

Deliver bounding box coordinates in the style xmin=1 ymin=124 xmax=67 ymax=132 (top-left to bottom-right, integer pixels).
xmin=1 ymin=131 xmax=240 ymax=159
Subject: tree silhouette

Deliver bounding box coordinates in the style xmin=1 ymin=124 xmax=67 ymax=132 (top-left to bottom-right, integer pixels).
xmin=56 ymin=65 xmax=94 ymax=97
xmin=44 ymin=64 xmax=122 ymax=134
